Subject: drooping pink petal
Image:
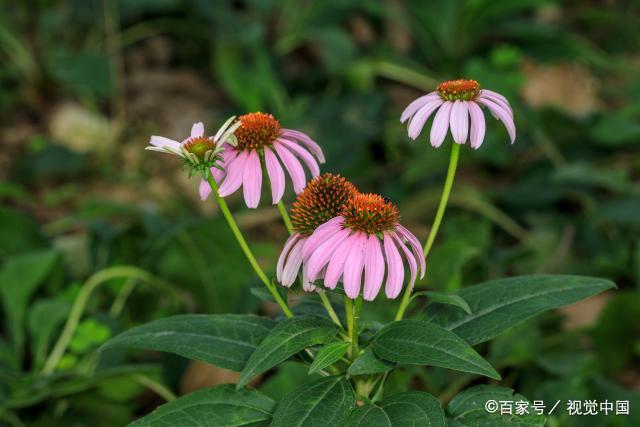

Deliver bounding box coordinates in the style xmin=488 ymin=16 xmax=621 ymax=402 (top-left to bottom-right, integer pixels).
xmin=281 ymin=238 xmax=305 ymax=287
xmin=242 ymin=150 xmax=262 ymax=208
xmin=476 ymin=98 xmax=516 ymax=143
xmin=264 ymin=147 xmax=286 ymax=203
xmin=395 ymin=225 xmax=425 ymax=279
xmin=302 ymin=216 xmax=345 ymax=260
xmin=478 ymin=92 xmax=513 ymax=120
xmin=450 ymin=100 xmax=469 ymax=144
xmin=306 ymin=228 xmax=351 ymax=280
xmin=430 ymin=101 xmax=453 ymax=148
xmin=342 ymin=232 xmax=367 ymax=299
xmin=273 ymin=142 xmax=306 ymax=193
xmin=363 ymin=235 xmax=385 ymax=301
xmin=277 ymin=138 xmax=320 ymax=177
xmin=407 ymin=99 xmax=444 ymax=140
xmin=281 ymin=129 xmax=325 ymax=163
xmin=211 ymin=148 xmax=238 ymax=183
xmin=150 ymin=136 xmax=180 ymax=150
xmin=199 ymin=178 xmax=212 ymax=201
xmin=277 ymin=233 xmax=302 ymax=281
xmin=400 ymin=92 xmax=440 ymax=123
xmin=301 ymin=264 xmax=316 ymax=291
xmin=324 ymin=235 xmax=356 ymax=289
xmin=218 ymin=151 xmax=248 ymax=197
xmin=480 ymin=89 xmax=511 ymax=108
xmin=467 ymin=102 xmax=486 ymax=149
xmin=191 ymin=122 xmax=204 ymax=138
xmin=391 ymin=231 xmax=417 ymax=291
xmin=383 ymin=232 xmax=404 ymax=299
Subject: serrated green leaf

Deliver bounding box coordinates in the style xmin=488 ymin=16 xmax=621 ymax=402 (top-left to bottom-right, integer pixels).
xmin=447 ymin=385 xmax=545 ymax=426
xmin=238 ymin=316 xmax=337 ymax=388
xmin=271 ymin=376 xmax=355 ymax=427
xmin=416 ymin=291 xmax=472 ymax=314
xmin=382 ymin=391 xmax=445 ymax=426
xmin=372 ymin=320 xmax=500 ymax=380
xmin=129 ymin=385 xmax=275 ymax=427
xmin=309 ymin=341 xmax=349 ymax=375
xmin=425 ymin=275 xmax=616 ymax=345
xmin=347 ymin=349 xmax=394 ymax=377
xmin=344 ymin=405 xmax=391 ymax=426
xmin=101 ymin=314 xmax=275 ymax=371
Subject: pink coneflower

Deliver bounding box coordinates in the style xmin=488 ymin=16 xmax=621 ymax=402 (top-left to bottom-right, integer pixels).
xmin=400 ymin=79 xmax=515 ymax=149
xmin=199 ymin=112 xmax=325 ymax=208
xmin=146 ymin=117 xmax=240 ymax=176
xmin=302 ymin=194 xmax=425 ymax=301
xmin=277 ymin=173 xmax=358 ymax=291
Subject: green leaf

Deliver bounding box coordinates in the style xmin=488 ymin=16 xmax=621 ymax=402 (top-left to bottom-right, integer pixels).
xmin=309 ymin=342 xmax=349 ymax=375
xmin=447 ymin=385 xmax=545 ymax=426
xmin=382 ymin=391 xmax=445 ymax=426
xmin=129 ymin=385 xmax=275 ymax=427
xmin=0 ymin=250 xmax=58 ymax=358
xmin=424 ymin=275 xmax=616 ymax=345
xmin=237 ymin=316 xmax=337 ymax=388
xmin=101 ymin=314 xmax=275 ymax=371
xmin=271 ymin=376 xmax=355 ymax=427
xmin=28 ymin=297 xmax=71 ymax=368
xmin=372 ymin=320 xmax=500 ymax=380
xmin=347 ymin=349 xmax=394 ymax=377
xmin=344 ymin=405 xmax=391 ymax=426
xmin=415 ymin=291 xmax=472 ymax=314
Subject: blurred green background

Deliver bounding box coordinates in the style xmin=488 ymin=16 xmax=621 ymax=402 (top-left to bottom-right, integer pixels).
xmin=0 ymin=0 xmax=639 ymax=426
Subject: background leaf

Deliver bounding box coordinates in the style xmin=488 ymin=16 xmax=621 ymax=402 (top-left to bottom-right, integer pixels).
xmin=308 ymin=341 xmax=349 ymax=375
xmin=381 ymin=391 xmax=445 ymax=426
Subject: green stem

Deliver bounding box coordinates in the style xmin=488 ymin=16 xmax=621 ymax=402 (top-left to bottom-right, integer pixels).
xmin=42 ymin=266 xmax=174 ymax=375
xmin=206 ymin=176 xmax=293 ymax=318
xmin=345 ymin=296 xmax=362 ymax=359
xmin=394 ymin=143 xmax=460 ymax=321
xmin=133 ymin=374 xmax=176 ymax=402
xmin=277 ymin=200 xmax=294 ymax=233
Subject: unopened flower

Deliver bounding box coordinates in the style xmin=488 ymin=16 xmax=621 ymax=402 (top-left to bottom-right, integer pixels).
xmin=400 ymin=79 xmax=515 ymax=149
xmin=277 ymin=173 xmax=358 ymax=291
xmin=200 ymin=112 xmax=325 ymax=208
xmin=303 ymin=194 xmax=425 ymax=301
xmin=146 ymin=117 xmax=240 ymax=177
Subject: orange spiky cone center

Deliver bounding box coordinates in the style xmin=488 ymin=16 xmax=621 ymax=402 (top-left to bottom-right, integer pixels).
xmin=341 ymin=193 xmax=399 ymax=234
xmin=437 ymin=79 xmax=480 ymax=101
xmin=234 ymin=112 xmax=282 ymax=151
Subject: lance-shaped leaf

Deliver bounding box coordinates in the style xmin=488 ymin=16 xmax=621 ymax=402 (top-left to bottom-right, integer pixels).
xmin=372 ymin=320 xmax=500 ymax=379
xmin=308 ymin=341 xmax=349 ymax=375
xmin=237 ymin=316 xmax=337 ymax=388
xmin=382 ymin=391 xmax=445 ymax=426
xmin=130 ymin=385 xmax=275 ymax=426
xmin=425 ymin=275 xmax=616 ymax=345
xmin=101 ymin=314 xmax=275 ymax=371
xmin=271 ymin=376 xmax=355 ymax=427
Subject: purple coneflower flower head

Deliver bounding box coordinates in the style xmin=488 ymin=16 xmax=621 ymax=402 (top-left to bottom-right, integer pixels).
xmin=400 ymin=79 xmax=515 ymax=149
xmin=303 ymin=193 xmax=425 ymax=301
xmin=146 ymin=117 xmax=240 ymax=177
xmin=277 ymin=173 xmax=358 ymax=291
xmin=200 ymin=112 xmax=325 ymax=209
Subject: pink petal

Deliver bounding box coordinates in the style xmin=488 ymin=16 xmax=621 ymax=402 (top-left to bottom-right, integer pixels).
xmin=242 ymin=150 xmax=262 ymax=208
xmin=264 ymin=147 xmax=286 ymax=204
xmin=273 ymin=142 xmax=306 ymax=193
xmin=342 ymin=232 xmax=367 ymax=299
xmin=395 ymin=225 xmax=425 ymax=279
xmin=281 ymin=129 xmax=325 ymax=163
xmin=476 ymin=98 xmax=516 ymax=143
xmin=306 ymin=228 xmax=351 ymax=280
xmin=302 ymin=216 xmax=345 ymax=260
xmin=277 ymin=233 xmax=302 ymax=281
xmin=450 ymin=100 xmax=469 ymax=144
xmin=280 ymin=238 xmax=305 ymax=287
xmin=391 ymin=231 xmax=417 ymax=291
xmin=468 ymin=102 xmax=486 ymax=149
xmin=400 ymin=92 xmax=440 ymax=123
xmin=199 ymin=179 xmax=212 ymax=201
xmin=481 ymin=89 xmax=511 ymax=108
xmin=150 ymin=136 xmax=180 ymax=150
xmin=383 ymin=233 xmax=404 ymax=299
xmin=191 ymin=122 xmax=204 ymax=137
xmin=301 ymin=264 xmax=316 ymax=291
xmin=277 ymin=138 xmax=320 ymax=178
xmin=324 ymin=235 xmax=356 ymax=289
xmin=407 ymin=99 xmax=444 ymax=140
xmin=430 ymin=101 xmax=453 ymax=148
xmin=363 ymin=235 xmax=385 ymax=301
xmin=218 ymin=151 xmax=248 ymax=197
xmin=478 ymin=92 xmax=513 ymax=120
